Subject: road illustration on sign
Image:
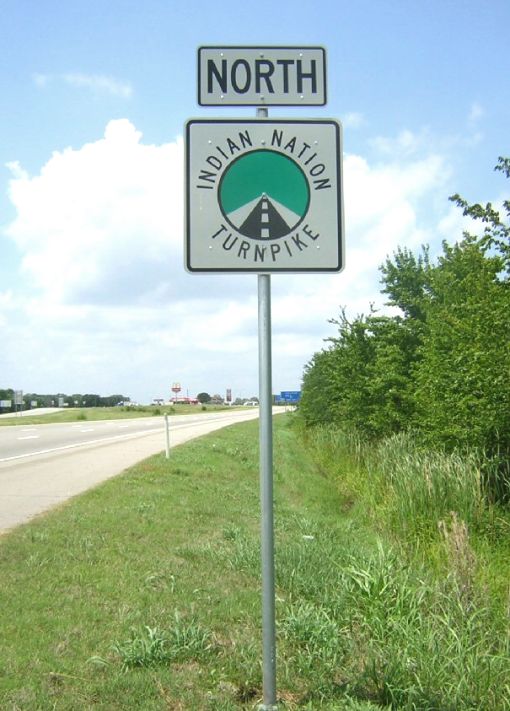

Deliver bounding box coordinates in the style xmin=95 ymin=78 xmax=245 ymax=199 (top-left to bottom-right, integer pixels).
xmin=218 ymin=150 xmax=310 ymax=240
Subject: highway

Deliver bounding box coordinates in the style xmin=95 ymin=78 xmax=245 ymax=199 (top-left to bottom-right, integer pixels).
xmin=0 ymin=410 xmax=270 ymax=462
xmin=0 ymin=408 xmax=279 ymax=533
xmin=0 ymin=416 xmax=164 ymax=461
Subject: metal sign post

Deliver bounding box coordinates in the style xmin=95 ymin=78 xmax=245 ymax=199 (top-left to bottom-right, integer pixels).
xmin=14 ymin=390 xmax=23 ymax=416
xmin=186 ymin=46 xmax=343 ymax=710
xmin=258 ymin=270 xmax=277 ymax=708
xmin=256 ymin=104 xmax=277 ymax=710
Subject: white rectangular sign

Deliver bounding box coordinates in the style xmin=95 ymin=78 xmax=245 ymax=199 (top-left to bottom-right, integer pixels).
xmin=185 ymin=118 xmax=343 ymax=273
xmin=198 ymin=46 xmax=327 ymax=106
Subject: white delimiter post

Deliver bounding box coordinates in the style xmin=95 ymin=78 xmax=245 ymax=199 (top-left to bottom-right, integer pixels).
xmin=164 ymin=414 xmax=170 ymax=459
xmin=257 ymin=105 xmax=278 ymax=711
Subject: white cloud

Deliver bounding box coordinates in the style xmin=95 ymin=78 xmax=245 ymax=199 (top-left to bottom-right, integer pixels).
xmin=370 ymin=128 xmax=432 ymax=157
xmin=7 ymin=119 xmax=181 ymax=305
xmin=4 ymin=160 xmax=28 ymax=180
xmin=3 ymin=119 xmax=453 ymax=401
xmin=342 ymin=112 xmax=366 ymax=129
xmin=32 ymin=73 xmax=51 ymax=88
xmin=32 ymin=72 xmax=133 ymax=98
xmin=63 ymin=73 xmax=133 ymax=98
xmin=0 ymin=290 xmax=16 ymax=328
xmin=468 ymin=102 xmax=485 ymax=124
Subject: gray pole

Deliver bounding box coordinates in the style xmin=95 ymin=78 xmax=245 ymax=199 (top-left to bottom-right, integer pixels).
xmin=257 ymin=105 xmax=277 ymax=710
xmin=258 ymin=272 xmax=277 ymax=709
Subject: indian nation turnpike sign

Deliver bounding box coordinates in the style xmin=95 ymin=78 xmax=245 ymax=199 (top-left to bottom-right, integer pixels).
xmin=198 ymin=46 xmax=327 ymax=106
xmin=185 ymin=119 xmax=344 ymax=273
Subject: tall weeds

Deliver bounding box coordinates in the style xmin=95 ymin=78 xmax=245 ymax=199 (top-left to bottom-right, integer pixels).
xmin=307 ymin=426 xmax=486 ymax=538
xmin=297 ymin=424 xmax=510 ymax=706
xmin=366 ymin=432 xmax=485 ymax=537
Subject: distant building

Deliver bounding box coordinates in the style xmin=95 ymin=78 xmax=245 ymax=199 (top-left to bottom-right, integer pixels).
xmin=170 ymin=397 xmax=199 ymax=405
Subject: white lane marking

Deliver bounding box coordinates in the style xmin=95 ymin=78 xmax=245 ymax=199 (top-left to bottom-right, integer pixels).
xmin=0 ymin=411 xmax=270 ymax=464
xmin=0 ymin=428 xmax=165 ymax=463
xmin=17 ymin=435 xmax=40 ymax=440
xmin=80 ymin=428 xmax=95 ymax=432
xmin=118 ymin=424 xmax=130 ymax=428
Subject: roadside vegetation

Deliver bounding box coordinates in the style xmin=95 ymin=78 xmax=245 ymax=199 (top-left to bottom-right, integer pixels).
xmin=1 ymin=415 xmax=508 ymax=709
xmin=289 ymin=156 xmax=510 ymax=707
xmin=1 ymin=159 xmax=508 ymax=708
xmin=300 ymin=158 xmax=510 ymax=504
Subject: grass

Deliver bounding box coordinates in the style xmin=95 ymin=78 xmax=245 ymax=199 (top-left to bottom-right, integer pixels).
xmin=0 ymin=403 xmax=235 ymax=427
xmin=0 ymin=415 xmax=509 ymax=709
xmin=365 ymin=432 xmax=485 ymax=539
xmin=110 ymin=614 xmax=214 ymax=671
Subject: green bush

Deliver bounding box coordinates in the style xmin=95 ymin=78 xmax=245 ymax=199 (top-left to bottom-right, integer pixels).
xmin=301 ymin=160 xmax=510 ymax=500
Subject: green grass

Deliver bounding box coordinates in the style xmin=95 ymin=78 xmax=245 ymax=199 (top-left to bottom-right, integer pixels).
xmin=0 ymin=415 xmax=508 ymax=709
xmin=0 ymin=404 xmax=235 ymax=427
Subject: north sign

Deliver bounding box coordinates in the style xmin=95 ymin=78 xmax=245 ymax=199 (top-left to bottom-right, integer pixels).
xmin=185 ymin=118 xmax=343 ymax=273
xmin=198 ymin=46 xmax=327 ymax=106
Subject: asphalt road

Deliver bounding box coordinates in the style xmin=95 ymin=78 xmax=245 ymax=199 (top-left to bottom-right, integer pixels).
xmin=0 ymin=407 xmax=65 ymax=419
xmin=0 ymin=416 xmax=164 ymax=460
xmin=0 ymin=408 xmax=277 ymax=534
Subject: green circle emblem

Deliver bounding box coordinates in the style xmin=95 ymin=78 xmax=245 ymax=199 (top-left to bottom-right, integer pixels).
xmin=218 ymin=150 xmax=310 ymax=241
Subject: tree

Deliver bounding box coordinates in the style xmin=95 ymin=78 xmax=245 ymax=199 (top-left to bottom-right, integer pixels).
xmin=196 ymin=392 xmax=211 ymax=403
xmin=99 ymin=394 xmax=129 ymax=407
xmin=83 ymin=393 xmax=101 ymax=407
xmin=300 ymin=346 xmax=343 ymax=427
xmin=301 ymin=308 xmax=419 ymax=437
xmin=380 ymin=245 xmax=431 ymax=322
xmin=301 ymin=157 xmax=510 ymax=498
xmin=0 ymin=389 xmax=14 ymax=412
xmin=449 ymin=156 xmax=510 ymax=274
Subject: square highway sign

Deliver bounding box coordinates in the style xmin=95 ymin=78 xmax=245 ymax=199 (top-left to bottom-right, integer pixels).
xmin=185 ymin=118 xmax=344 ymax=273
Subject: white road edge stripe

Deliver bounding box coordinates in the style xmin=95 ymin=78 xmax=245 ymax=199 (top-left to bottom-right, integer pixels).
xmin=0 ymin=428 xmax=164 ymax=463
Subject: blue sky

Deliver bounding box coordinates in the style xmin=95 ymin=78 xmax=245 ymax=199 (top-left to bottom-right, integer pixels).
xmin=1 ymin=0 xmax=509 ymax=402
